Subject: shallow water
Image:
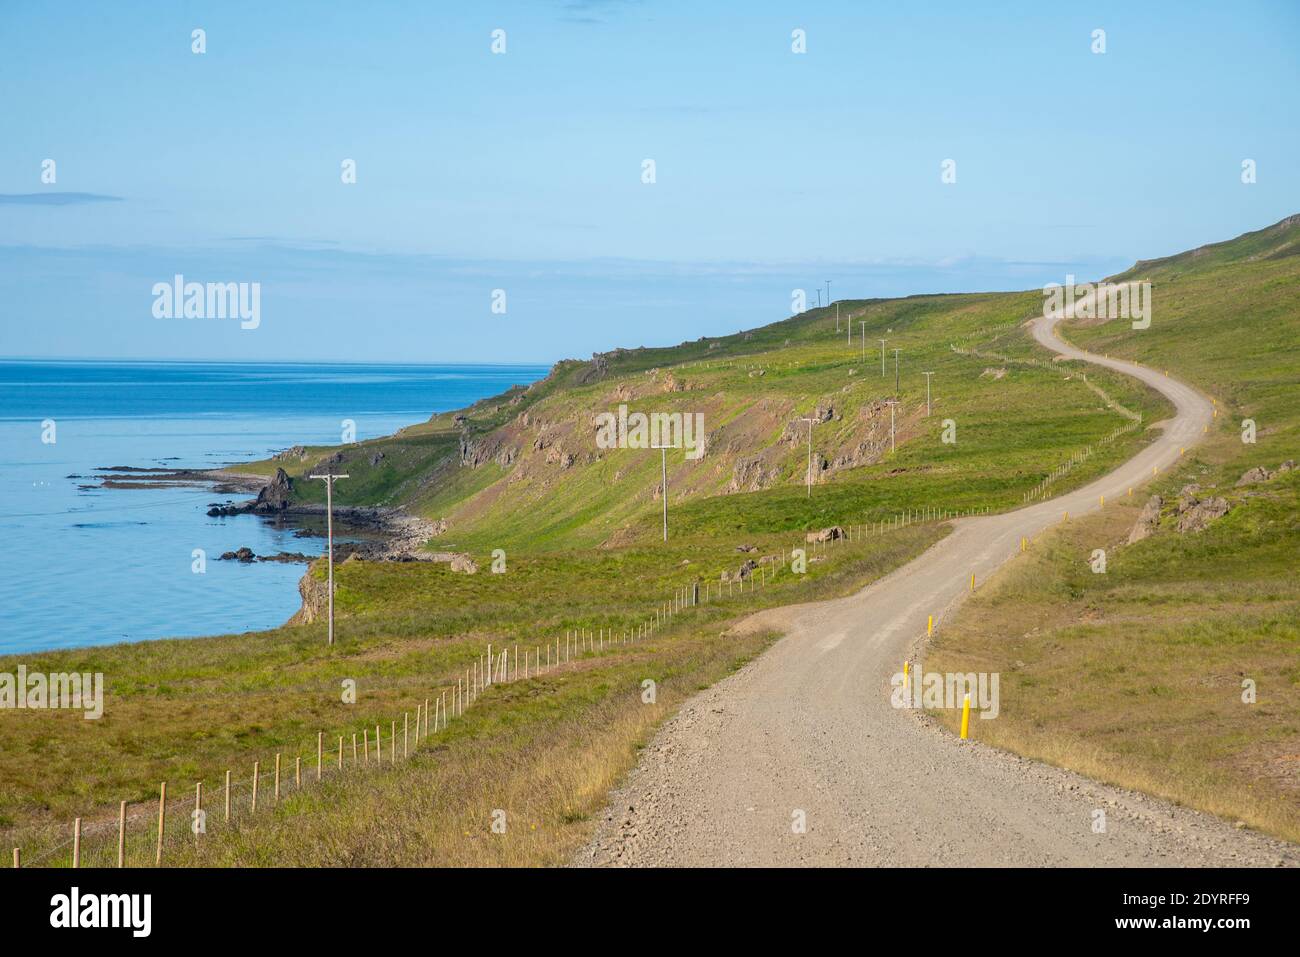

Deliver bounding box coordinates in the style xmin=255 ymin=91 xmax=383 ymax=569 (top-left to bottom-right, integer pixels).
xmin=0 ymin=360 xmax=546 ymax=654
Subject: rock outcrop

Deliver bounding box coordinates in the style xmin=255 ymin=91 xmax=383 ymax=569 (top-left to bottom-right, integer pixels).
xmin=254 ymin=468 xmax=294 ymax=511
xmin=1236 ymin=460 xmax=1295 ymax=487
xmin=1175 ymin=486 xmax=1230 ymax=533
xmin=1127 ymin=495 xmax=1163 ymax=544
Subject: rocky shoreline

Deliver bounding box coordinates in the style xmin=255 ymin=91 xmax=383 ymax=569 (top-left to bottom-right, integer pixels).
xmin=93 ymin=464 xmax=476 ymax=628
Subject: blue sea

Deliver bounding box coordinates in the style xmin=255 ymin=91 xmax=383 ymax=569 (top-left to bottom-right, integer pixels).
xmin=0 ymin=360 xmax=548 ymax=655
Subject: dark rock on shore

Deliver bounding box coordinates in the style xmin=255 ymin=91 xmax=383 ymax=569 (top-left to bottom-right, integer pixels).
xmin=254 ymin=468 xmax=294 ymax=511
xmin=219 ymin=547 xmax=313 ymax=564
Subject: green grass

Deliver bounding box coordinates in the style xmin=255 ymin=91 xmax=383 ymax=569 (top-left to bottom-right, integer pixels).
xmin=927 ymin=214 xmax=1300 ymax=843
xmin=7 ymin=213 xmax=1296 ymax=864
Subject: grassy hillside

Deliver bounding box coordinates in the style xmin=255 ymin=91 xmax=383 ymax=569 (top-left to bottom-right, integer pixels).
xmin=928 ymin=213 xmax=1300 ymax=842
xmin=11 ymin=216 xmax=1293 ymax=866
xmin=248 ymin=287 xmax=1167 ymax=553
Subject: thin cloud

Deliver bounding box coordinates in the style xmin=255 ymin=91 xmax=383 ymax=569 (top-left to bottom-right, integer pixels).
xmin=0 ymin=192 xmax=123 ymax=206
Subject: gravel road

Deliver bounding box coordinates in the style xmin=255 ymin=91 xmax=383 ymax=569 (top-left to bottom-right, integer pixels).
xmin=579 ymin=305 xmax=1299 ymax=867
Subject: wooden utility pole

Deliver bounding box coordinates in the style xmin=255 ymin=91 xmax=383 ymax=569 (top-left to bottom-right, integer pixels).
xmin=309 ymin=471 xmax=349 ymax=645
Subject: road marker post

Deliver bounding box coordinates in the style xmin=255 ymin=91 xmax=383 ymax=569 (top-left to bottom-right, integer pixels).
xmin=903 ymin=660 xmax=910 ymax=694
xmin=969 ymin=572 xmax=975 ymax=592
xmin=927 ymin=615 xmax=933 ymax=636
xmin=960 ymin=694 xmax=971 ymax=740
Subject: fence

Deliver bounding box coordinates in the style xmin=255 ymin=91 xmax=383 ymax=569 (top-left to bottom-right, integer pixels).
xmin=9 ymin=500 xmax=990 ymax=868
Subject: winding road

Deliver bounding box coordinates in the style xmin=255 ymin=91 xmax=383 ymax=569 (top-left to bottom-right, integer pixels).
xmin=580 ymin=303 xmax=1300 ymax=867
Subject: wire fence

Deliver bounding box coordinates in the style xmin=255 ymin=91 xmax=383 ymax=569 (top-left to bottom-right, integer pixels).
xmin=9 ymin=499 xmax=985 ymax=869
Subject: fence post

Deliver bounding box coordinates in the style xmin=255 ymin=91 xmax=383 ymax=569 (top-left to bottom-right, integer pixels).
xmin=338 ymin=736 xmax=344 ymax=770
xmin=391 ymin=720 xmax=397 ymax=763
xmin=12 ymin=848 xmax=19 ymax=869
xmin=275 ymin=753 xmax=281 ymax=802
xmin=353 ymin=732 xmax=358 ymax=764
xmin=295 ymin=756 xmax=301 ymax=787
xmin=194 ymin=782 xmax=202 ymax=841
xmin=155 ymin=782 xmax=166 ymax=866
xmin=318 ymin=732 xmax=324 ymax=782
xmin=404 ymin=713 xmax=409 ymax=759
xmin=224 ymin=770 xmax=231 ymax=823
xmin=118 ymin=801 xmax=126 ymax=867
xmin=251 ymin=763 xmax=259 ymax=813
xmin=363 ymin=728 xmax=369 ymax=766
xmin=73 ymin=818 xmax=81 ymax=868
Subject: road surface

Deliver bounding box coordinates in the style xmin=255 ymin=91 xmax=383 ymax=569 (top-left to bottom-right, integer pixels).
xmin=580 ymin=305 xmax=1298 ymax=867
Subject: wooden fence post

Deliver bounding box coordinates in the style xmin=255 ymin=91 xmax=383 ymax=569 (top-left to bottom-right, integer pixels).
xmin=251 ymin=763 xmax=259 ymax=813
xmin=363 ymin=728 xmax=369 ymax=766
xmin=275 ymin=753 xmax=281 ymax=801
xmin=404 ymin=713 xmax=409 ymax=759
xmin=73 ymin=818 xmax=81 ymax=868
xmin=155 ymin=782 xmax=166 ymax=865
xmin=295 ymin=756 xmax=301 ymax=787
xmin=390 ymin=720 xmax=396 ymax=763
xmin=224 ymin=770 xmax=231 ymax=823
xmin=12 ymin=848 xmax=18 ymax=869
xmin=353 ymin=732 xmax=358 ymax=764
xmin=194 ymin=782 xmax=202 ymax=840
xmin=338 ymin=736 xmax=344 ymax=770
xmin=375 ymin=725 xmax=381 ymax=765
xmin=317 ymin=731 xmax=323 ymax=782
xmin=118 ymin=800 xmax=126 ymax=867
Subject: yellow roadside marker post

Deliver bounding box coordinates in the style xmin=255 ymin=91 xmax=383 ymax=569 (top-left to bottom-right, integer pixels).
xmin=927 ymin=615 xmax=933 ymax=637
xmin=969 ymin=572 xmax=975 ymax=592
xmin=1099 ymin=495 xmax=1104 ymax=507
xmin=960 ymin=694 xmax=971 ymax=740
xmin=903 ymin=660 xmax=910 ymax=695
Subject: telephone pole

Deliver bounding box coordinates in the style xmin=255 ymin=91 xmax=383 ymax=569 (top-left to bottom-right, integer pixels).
xmin=798 ymin=417 xmax=818 ymax=497
xmin=859 ymin=321 xmax=866 ymax=361
xmin=893 ymin=348 xmax=901 ymax=395
xmin=885 ymin=400 xmax=898 ymax=453
xmin=879 ymin=339 xmax=887 ymax=377
xmin=308 ymin=471 xmax=349 ymax=646
xmin=922 ymin=371 xmax=935 ymax=416
xmin=651 ymin=444 xmax=671 ymax=540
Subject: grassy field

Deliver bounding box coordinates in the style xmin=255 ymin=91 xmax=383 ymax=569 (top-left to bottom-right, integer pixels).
xmin=927 ymin=214 xmax=1300 ymax=843
xmin=6 ymin=217 xmax=1294 ymax=865
xmin=3 ymin=518 xmax=946 ymax=865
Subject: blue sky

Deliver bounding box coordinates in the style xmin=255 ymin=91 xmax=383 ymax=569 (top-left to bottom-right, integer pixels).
xmin=1 ymin=0 xmax=1297 ymax=362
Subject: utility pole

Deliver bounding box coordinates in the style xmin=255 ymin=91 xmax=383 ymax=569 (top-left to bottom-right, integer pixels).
xmin=815 ymin=289 xmax=822 ymax=309
xmin=308 ymin=471 xmax=349 ymax=646
xmin=893 ymin=348 xmax=901 ymax=395
xmin=835 ymin=302 xmax=840 ymax=333
xmin=879 ymin=339 xmax=887 ymax=377
xmin=885 ymin=400 xmax=898 ymax=453
xmin=825 ymin=280 xmax=831 ymax=309
xmin=651 ymin=444 xmax=671 ymax=540
xmin=859 ymin=321 xmax=866 ymax=361
xmin=797 ymin=417 xmax=818 ymax=498
xmin=922 ymin=371 xmax=934 ymax=416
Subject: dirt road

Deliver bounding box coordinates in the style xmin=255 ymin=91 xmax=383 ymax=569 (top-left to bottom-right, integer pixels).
xmin=580 ymin=307 xmax=1299 ymax=867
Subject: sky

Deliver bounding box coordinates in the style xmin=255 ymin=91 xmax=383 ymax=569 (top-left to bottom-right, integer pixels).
xmin=1 ymin=0 xmax=1297 ymax=363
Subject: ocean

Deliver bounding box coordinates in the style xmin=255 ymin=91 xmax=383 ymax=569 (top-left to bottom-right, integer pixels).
xmin=0 ymin=360 xmax=548 ymax=655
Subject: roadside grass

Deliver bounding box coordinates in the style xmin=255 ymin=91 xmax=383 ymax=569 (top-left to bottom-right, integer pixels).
xmin=926 ymin=466 xmax=1300 ymax=843
xmin=926 ymin=225 xmax=1300 ymax=844
xmin=2 ymin=519 xmax=945 ymax=864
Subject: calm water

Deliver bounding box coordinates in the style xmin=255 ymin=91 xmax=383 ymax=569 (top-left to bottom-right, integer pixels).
xmin=0 ymin=360 xmax=547 ymax=654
